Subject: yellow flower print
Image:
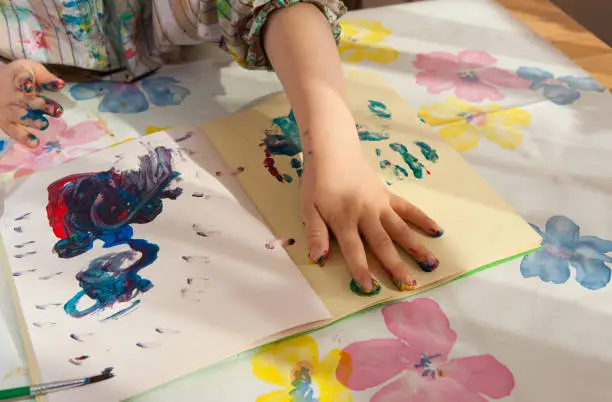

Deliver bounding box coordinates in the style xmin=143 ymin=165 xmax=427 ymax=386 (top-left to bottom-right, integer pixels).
xmin=418 ymin=97 xmax=531 ymax=152
xmin=251 ymin=335 xmax=352 ymax=402
xmin=145 ymin=126 xmax=171 ymax=135
xmin=339 ymin=20 xmax=399 ymax=64
xmin=109 ymin=138 xmax=134 ymax=147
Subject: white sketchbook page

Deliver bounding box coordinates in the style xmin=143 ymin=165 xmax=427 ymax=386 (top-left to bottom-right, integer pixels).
xmin=0 ymin=131 xmax=331 ymax=402
xmin=0 ymin=309 xmax=27 ymax=389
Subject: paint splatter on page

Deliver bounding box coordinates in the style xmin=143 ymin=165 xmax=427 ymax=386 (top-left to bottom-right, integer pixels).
xmin=46 ymin=146 xmax=182 ymax=320
xmin=0 ymin=131 xmax=330 ymax=402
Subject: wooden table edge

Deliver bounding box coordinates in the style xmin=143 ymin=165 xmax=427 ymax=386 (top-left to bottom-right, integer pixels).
xmin=495 ymin=0 xmax=612 ymax=89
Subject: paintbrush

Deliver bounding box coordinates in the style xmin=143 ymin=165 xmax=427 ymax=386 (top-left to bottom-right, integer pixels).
xmin=0 ymin=367 xmax=114 ymax=401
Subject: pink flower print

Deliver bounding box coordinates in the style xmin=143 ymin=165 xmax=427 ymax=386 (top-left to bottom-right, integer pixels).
xmin=0 ymin=117 xmax=108 ymax=178
xmin=336 ymin=299 xmax=515 ymax=401
xmin=414 ymin=50 xmax=530 ymax=102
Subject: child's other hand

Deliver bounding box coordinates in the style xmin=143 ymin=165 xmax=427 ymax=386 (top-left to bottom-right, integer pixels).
xmin=0 ymin=60 xmax=65 ymax=148
xmin=300 ymin=125 xmax=443 ymax=293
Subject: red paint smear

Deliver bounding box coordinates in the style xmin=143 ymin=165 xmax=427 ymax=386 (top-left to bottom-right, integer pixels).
xmin=46 ymin=174 xmax=87 ymax=239
xmin=74 ymin=355 xmax=89 ymax=361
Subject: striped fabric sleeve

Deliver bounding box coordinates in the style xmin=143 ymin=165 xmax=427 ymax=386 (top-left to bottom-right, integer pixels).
xmin=216 ymin=0 xmax=347 ymax=70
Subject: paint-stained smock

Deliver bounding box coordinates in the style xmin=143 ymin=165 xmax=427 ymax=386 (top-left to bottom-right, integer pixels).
xmin=0 ymin=0 xmax=346 ymax=81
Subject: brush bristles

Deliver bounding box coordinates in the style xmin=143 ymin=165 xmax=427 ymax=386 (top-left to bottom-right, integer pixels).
xmin=86 ymin=367 xmax=115 ymax=385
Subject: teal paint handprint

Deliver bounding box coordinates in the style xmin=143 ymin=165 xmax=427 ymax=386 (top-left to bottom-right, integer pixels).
xmin=261 ymin=104 xmax=391 ymax=183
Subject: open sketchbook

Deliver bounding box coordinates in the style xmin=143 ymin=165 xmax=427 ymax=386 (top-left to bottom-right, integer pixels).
xmin=0 ymin=71 xmax=541 ymax=401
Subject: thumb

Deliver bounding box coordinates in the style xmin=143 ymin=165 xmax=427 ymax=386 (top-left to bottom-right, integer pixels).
xmin=302 ymin=202 xmax=330 ymax=267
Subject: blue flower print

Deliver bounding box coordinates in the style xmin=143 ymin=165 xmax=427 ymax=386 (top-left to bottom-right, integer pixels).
xmin=516 ymin=67 xmax=605 ymax=105
xmin=70 ymin=76 xmax=191 ymax=114
xmin=521 ymin=215 xmax=612 ymax=290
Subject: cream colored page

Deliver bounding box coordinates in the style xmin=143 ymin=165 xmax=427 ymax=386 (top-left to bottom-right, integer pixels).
xmin=0 ymin=131 xmax=330 ymax=402
xmin=202 ymin=71 xmax=541 ymax=319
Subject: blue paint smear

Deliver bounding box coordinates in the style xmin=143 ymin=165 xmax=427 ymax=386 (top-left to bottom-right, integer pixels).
xmin=262 ymin=109 xmax=390 ymax=183
xmin=357 ymin=124 xmax=389 ymax=141
xmin=64 ymin=246 xmax=156 ymax=318
xmin=290 ymin=158 xmax=301 ymax=169
xmin=389 ymin=142 xmax=425 ymax=178
xmin=46 ymin=146 xmax=182 ymax=319
xmin=414 ymin=141 xmax=439 ymax=162
xmin=101 ymin=299 xmax=141 ymax=321
xmin=63 ymin=0 xmax=89 ymax=7
xmin=368 ymin=100 xmax=392 ymax=119
xmin=264 ymin=110 xmax=302 ymax=157
xmin=521 ymin=215 xmax=612 ymax=290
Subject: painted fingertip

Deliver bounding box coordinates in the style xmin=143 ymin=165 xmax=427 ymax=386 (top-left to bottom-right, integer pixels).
xmin=417 ymin=255 xmax=439 ymax=272
xmin=392 ymin=277 xmax=418 ymax=292
xmin=38 ymin=118 xmax=50 ymax=130
xmin=26 ymin=133 xmax=39 ymax=147
xmin=308 ymin=250 xmax=329 ymax=267
xmin=43 ymin=98 xmax=64 ymax=117
xmin=349 ymin=278 xmax=381 ymax=297
xmin=381 ymin=266 xmax=418 ymax=291
xmin=429 ymin=227 xmax=444 ymax=238
xmin=41 ymin=79 xmax=66 ymax=91
xmin=20 ymin=75 xmax=34 ymax=93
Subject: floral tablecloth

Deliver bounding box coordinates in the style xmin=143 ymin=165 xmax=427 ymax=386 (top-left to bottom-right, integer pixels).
xmin=2 ymin=0 xmax=612 ymax=400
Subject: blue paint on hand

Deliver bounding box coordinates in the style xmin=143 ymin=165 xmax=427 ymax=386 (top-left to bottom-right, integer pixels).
xmin=521 ymin=215 xmax=612 ymax=290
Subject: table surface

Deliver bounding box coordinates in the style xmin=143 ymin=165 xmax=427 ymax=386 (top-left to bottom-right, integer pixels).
xmin=2 ymin=0 xmax=612 ymax=401
xmin=497 ymin=0 xmax=612 ymax=88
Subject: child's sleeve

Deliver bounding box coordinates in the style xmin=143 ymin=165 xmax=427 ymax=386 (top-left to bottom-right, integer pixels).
xmin=217 ymin=0 xmax=348 ymax=69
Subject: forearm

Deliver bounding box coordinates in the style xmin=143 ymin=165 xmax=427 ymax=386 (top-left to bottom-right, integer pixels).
xmin=263 ymin=3 xmax=360 ymax=155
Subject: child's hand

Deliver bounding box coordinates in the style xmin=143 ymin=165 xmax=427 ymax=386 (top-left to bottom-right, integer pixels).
xmin=0 ymin=60 xmax=65 ymax=148
xmin=300 ymin=125 xmax=443 ymax=293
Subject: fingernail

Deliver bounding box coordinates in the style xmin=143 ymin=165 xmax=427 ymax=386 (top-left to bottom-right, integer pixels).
xmin=26 ymin=133 xmax=39 ymax=147
xmin=349 ymin=278 xmax=381 ymax=297
xmin=41 ymin=79 xmax=66 ymax=91
xmin=20 ymin=76 xmax=34 ymax=93
xmin=43 ymin=98 xmax=63 ymax=117
xmin=392 ymin=277 xmax=418 ymax=291
xmin=381 ymin=266 xmax=418 ymax=291
xmin=38 ymin=119 xmax=49 ymax=130
xmin=417 ymin=254 xmax=439 ymax=272
xmin=309 ymin=250 xmax=328 ymax=267
xmin=429 ymin=226 xmax=444 ymax=238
